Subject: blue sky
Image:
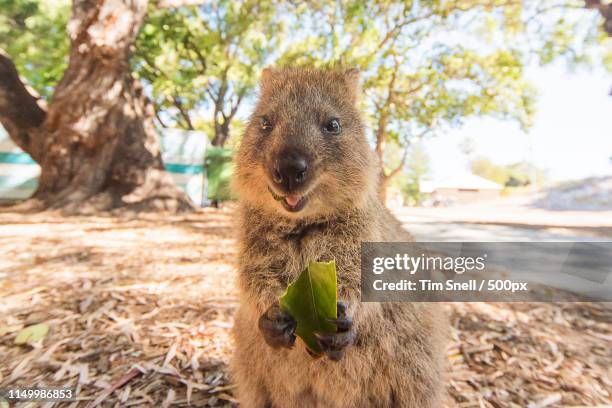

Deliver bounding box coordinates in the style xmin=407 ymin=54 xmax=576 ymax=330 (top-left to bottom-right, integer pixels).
xmin=421 ymin=63 xmax=612 ymax=183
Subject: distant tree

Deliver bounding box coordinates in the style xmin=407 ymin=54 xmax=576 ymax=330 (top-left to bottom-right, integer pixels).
xmin=402 ymin=144 xmax=430 ymax=206
xmin=506 ymin=161 xmax=547 ymax=187
xmin=134 ymin=0 xmax=283 ymax=146
xmin=0 ymin=0 xmax=193 ymax=212
xmin=471 ymin=157 xmax=509 ymax=185
xmin=471 ymin=157 xmax=547 ymax=187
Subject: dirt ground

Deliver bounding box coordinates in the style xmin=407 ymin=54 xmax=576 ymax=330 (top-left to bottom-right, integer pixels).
xmin=0 ymin=209 xmax=610 ymax=407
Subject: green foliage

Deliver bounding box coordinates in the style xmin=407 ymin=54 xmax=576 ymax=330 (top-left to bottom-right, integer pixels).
xmin=0 ymin=0 xmax=69 ymax=99
xmin=279 ymin=260 xmax=337 ymax=354
xmin=402 ymin=144 xmax=430 ymax=205
xmin=204 ymin=146 xmax=234 ymax=201
xmin=471 ymin=157 xmax=509 ymax=185
xmin=134 ymin=0 xmax=284 ymax=137
xmin=505 ymin=161 xmax=547 ymax=187
xmin=471 ymin=157 xmax=546 ymax=187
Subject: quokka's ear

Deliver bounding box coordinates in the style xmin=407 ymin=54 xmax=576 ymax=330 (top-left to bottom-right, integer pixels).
xmin=345 ymin=68 xmax=360 ymax=86
xmin=343 ymin=68 xmax=361 ymax=102
xmin=260 ymin=67 xmax=277 ymax=93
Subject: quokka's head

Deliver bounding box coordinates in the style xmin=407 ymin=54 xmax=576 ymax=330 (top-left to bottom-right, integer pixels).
xmin=234 ymin=67 xmax=378 ymax=219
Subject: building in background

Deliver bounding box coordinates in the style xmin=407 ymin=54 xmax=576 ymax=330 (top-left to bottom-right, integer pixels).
xmin=0 ymin=128 xmax=38 ymax=202
xmin=420 ymin=173 xmax=503 ymax=206
xmin=160 ymin=129 xmax=209 ymax=206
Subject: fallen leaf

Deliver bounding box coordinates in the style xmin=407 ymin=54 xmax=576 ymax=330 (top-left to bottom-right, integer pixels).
xmin=87 ymin=367 xmax=143 ymax=408
xmin=14 ymin=323 xmax=49 ymax=345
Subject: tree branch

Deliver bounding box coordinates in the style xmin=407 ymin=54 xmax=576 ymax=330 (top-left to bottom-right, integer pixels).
xmin=585 ymin=0 xmax=612 ymax=35
xmin=206 ymin=81 xmax=219 ymax=101
xmin=0 ymin=51 xmax=46 ymax=162
xmin=385 ymin=147 xmax=409 ymax=180
xmin=172 ymin=95 xmax=194 ymax=130
xmin=184 ymin=35 xmax=208 ymax=72
xmin=156 ymin=0 xmax=208 ymax=8
xmin=378 ymin=10 xmax=437 ymax=49
xmin=154 ymin=103 xmax=169 ymax=128
xmin=378 ymin=0 xmax=523 ymax=50
xmin=384 ymin=125 xmax=433 ymax=181
xmin=524 ymin=2 xmax=583 ymax=25
xmin=226 ymin=90 xmax=244 ymax=122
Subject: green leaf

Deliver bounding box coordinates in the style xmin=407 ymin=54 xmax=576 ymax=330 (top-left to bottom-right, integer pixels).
xmin=279 ymin=260 xmax=337 ymax=355
xmin=14 ymin=323 xmax=49 ymax=345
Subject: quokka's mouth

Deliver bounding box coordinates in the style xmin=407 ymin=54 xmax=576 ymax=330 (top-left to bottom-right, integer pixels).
xmin=268 ymin=186 xmax=308 ymax=213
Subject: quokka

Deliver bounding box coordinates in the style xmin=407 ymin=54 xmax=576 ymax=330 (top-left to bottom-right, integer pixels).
xmin=231 ymin=67 xmax=447 ymax=408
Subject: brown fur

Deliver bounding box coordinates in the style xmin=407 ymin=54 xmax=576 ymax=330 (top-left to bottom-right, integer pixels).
xmin=231 ymin=67 xmax=447 ymax=407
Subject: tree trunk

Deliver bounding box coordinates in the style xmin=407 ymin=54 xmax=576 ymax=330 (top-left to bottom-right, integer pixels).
xmin=211 ymin=119 xmax=230 ymax=147
xmin=0 ymin=0 xmax=194 ymax=213
xmin=375 ymin=122 xmax=390 ymax=203
xmin=379 ymin=174 xmax=390 ymax=204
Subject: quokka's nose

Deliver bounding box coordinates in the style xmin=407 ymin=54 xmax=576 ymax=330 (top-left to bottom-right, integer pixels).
xmin=272 ymin=151 xmax=309 ymax=192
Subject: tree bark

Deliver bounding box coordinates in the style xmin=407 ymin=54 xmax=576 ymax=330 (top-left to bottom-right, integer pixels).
xmin=379 ymin=175 xmax=389 ymax=204
xmin=209 ymin=79 xmax=229 ymax=147
xmin=374 ymin=61 xmax=400 ymax=203
xmin=0 ymin=52 xmax=46 ymax=162
xmin=0 ymin=0 xmax=194 ymax=213
xmin=211 ymin=118 xmax=230 ymax=147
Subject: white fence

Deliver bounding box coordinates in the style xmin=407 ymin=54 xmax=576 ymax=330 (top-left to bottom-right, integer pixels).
xmin=0 ymin=127 xmax=208 ymax=205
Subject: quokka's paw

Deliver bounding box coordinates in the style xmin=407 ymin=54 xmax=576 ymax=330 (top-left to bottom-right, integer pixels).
xmin=258 ymin=302 xmax=297 ymax=349
xmin=314 ymin=301 xmax=355 ymax=362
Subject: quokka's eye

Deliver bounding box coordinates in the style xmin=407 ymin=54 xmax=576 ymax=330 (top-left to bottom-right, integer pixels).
xmin=323 ymin=118 xmax=341 ymax=135
xmin=260 ymin=117 xmax=273 ymax=132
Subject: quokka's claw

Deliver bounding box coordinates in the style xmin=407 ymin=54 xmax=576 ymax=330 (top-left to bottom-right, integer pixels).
xmin=259 ymin=303 xmax=297 ymax=349
xmin=314 ymin=301 xmax=356 ymax=361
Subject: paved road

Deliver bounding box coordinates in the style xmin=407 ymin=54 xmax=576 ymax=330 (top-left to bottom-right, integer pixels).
xmin=395 ymin=212 xmax=612 ymax=242
xmin=392 ymin=211 xmax=612 ymax=301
